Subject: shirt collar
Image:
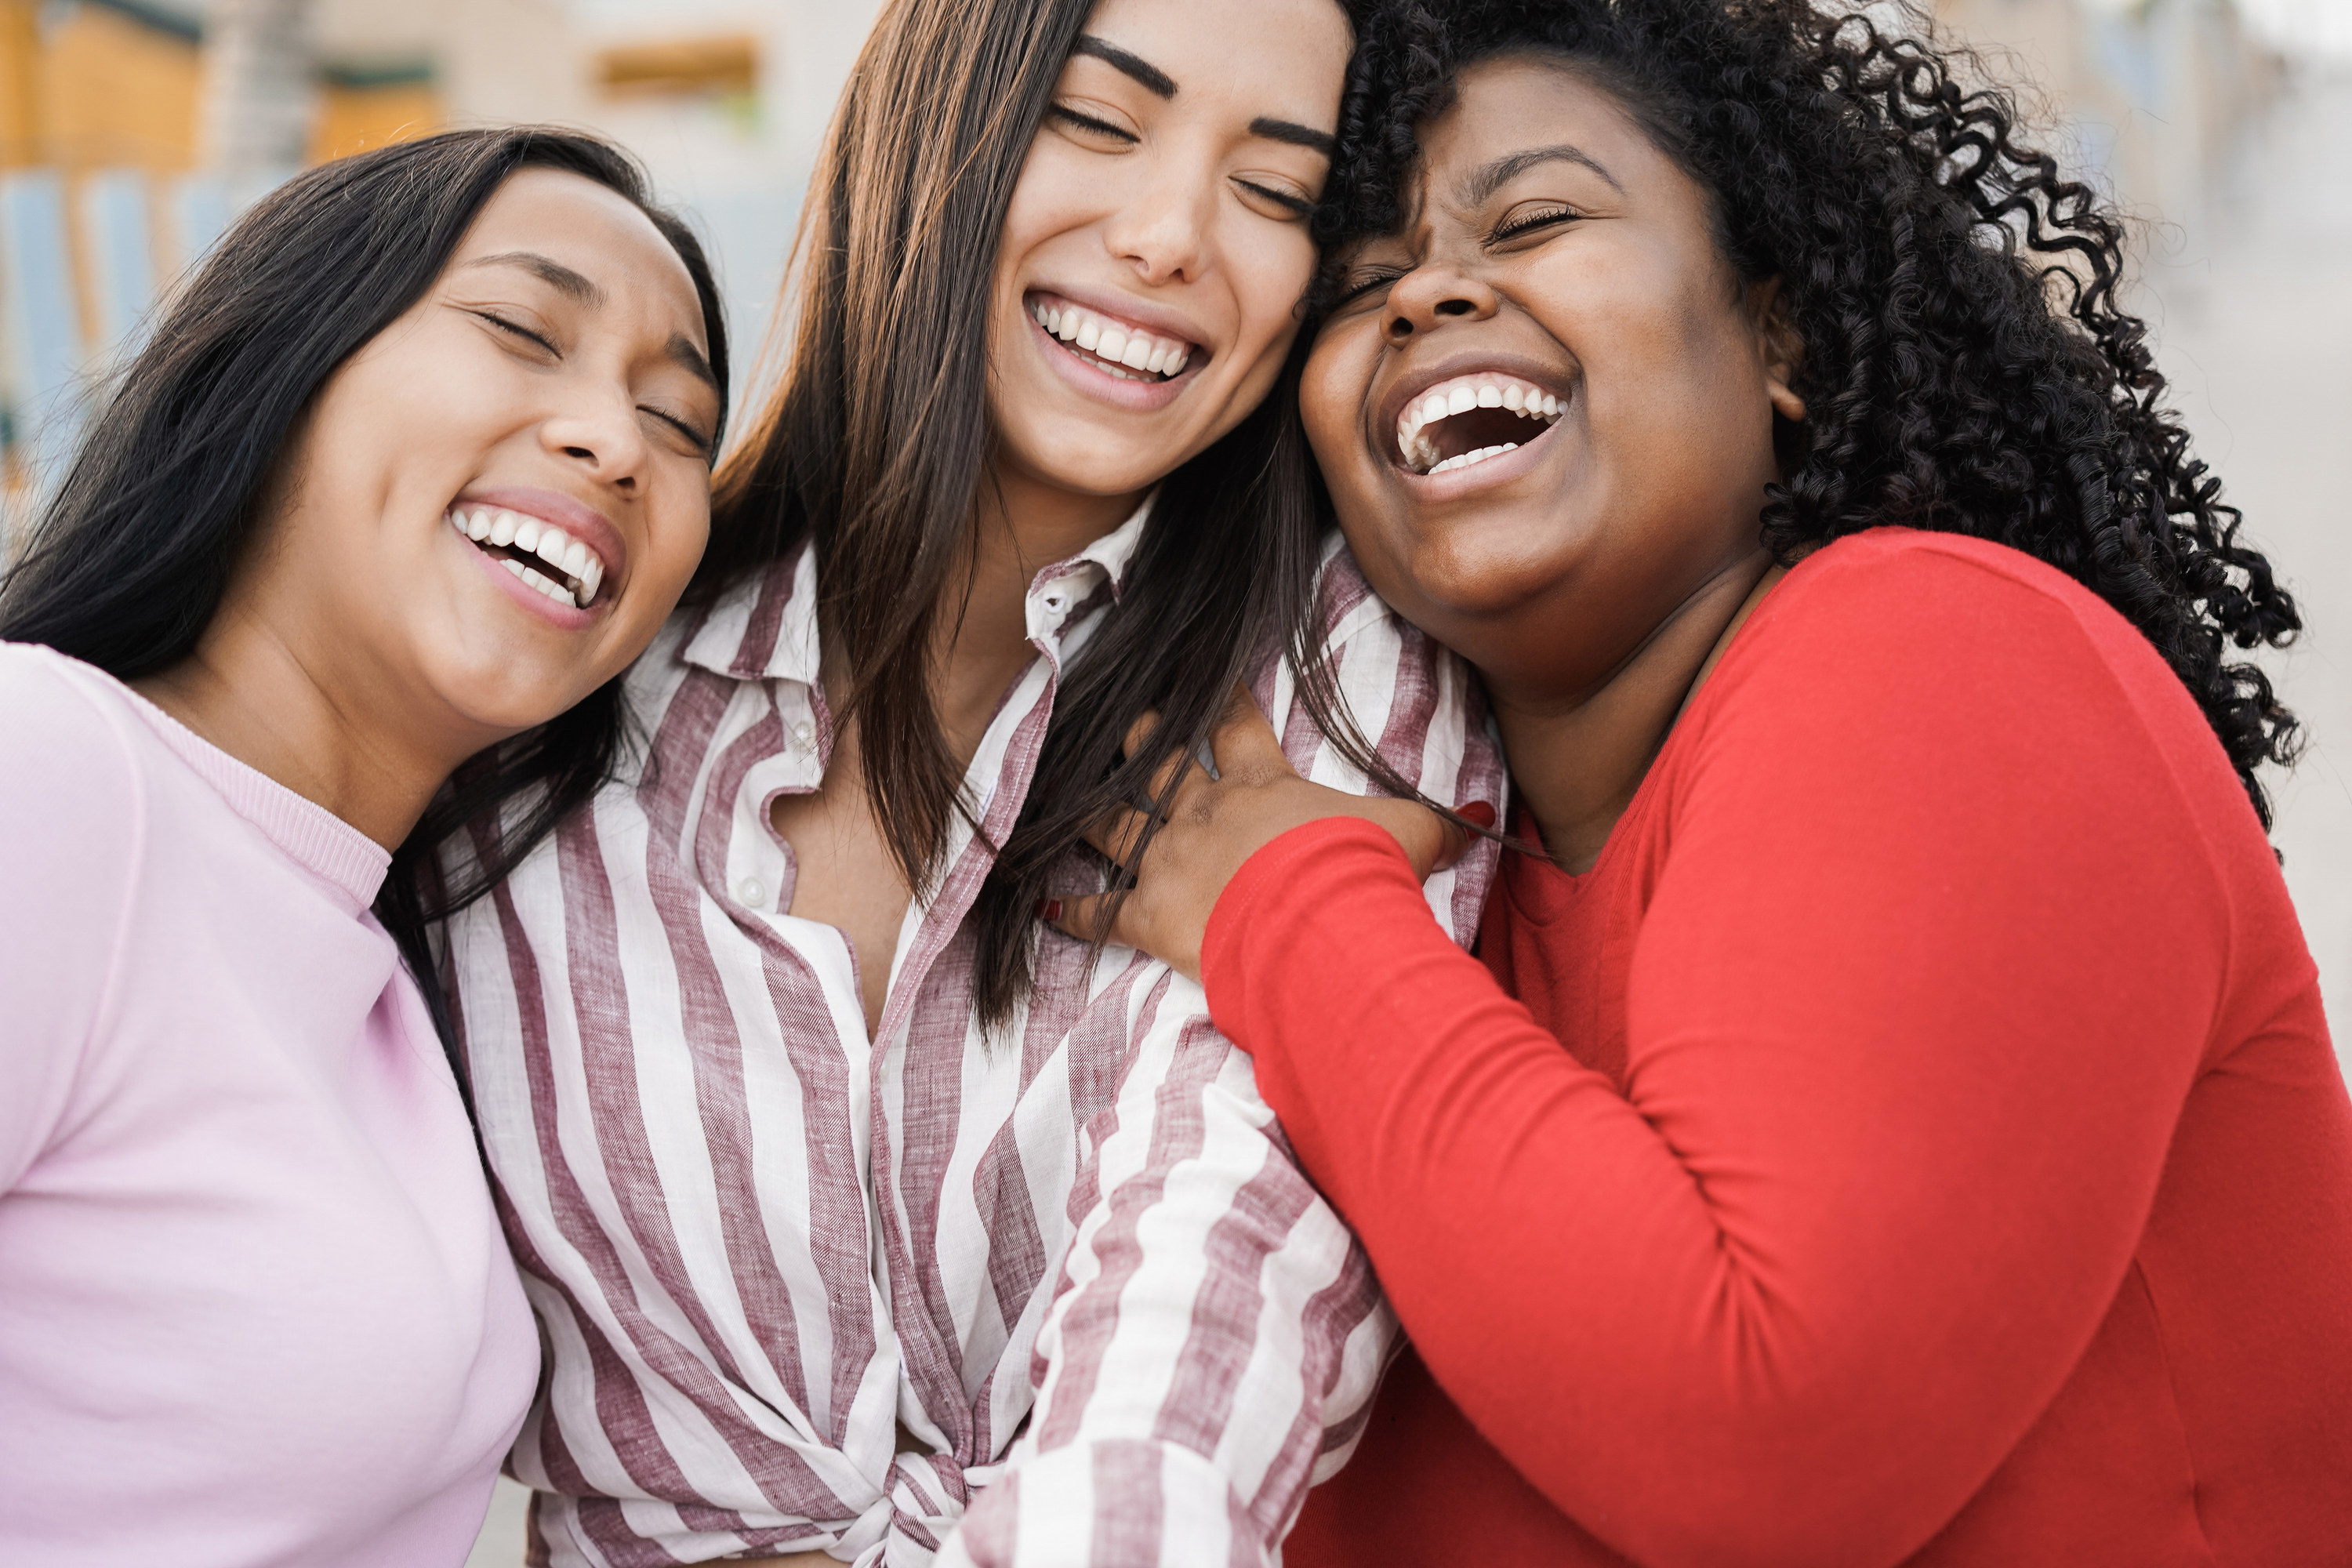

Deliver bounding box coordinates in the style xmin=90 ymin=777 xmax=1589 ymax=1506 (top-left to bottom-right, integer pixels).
xmin=676 ymin=490 xmax=1155 ymax=686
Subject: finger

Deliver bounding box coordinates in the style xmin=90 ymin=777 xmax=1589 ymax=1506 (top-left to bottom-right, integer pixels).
xmin=1081 ymin=800 xmax=1152 ymax=869
xmin=1119 ymin=710 xmax=1162 ymax=763
xmin=1040 ymin=890 xmax=1119 ymax=946
xmin=1434 ymin=800 xmax=1497 ymax=873
xmin=1210 ymin=684 xmax=1293 ymax=779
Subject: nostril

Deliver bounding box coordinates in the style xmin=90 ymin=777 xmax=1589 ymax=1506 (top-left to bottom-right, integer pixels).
xmin=1435 ymin=298 xmax=1476 ymax=318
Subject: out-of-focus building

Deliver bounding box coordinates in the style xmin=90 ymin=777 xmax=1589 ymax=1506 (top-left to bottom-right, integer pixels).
xmin=0 ymin=0 xmax=881 ymax=528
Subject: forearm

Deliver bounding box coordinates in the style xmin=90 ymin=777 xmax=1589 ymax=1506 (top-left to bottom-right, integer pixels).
xmin=1202 ymin=819 xmax=2201 ymax=1567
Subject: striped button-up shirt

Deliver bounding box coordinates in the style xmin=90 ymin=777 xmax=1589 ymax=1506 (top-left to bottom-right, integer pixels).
xmin=445 ymin=500 xmax=1504 ymax=1568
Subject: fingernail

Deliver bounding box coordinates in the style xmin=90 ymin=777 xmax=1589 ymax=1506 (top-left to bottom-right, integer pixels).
xmin=1035 ymin=898 xmax=1062 ymax=922
xmin=1458 ymin=801 xmax=1497 ymax=830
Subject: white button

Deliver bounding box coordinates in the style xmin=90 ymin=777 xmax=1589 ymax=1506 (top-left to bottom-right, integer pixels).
xmin=737 ymin=877 xmax=765 ymax=906
xmin=790 ymin=721 xmax=815 ymax=752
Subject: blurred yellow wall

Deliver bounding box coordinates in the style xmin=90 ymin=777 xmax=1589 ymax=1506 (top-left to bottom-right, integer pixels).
xmin=0 ymin=0 xmax=445 ymax=174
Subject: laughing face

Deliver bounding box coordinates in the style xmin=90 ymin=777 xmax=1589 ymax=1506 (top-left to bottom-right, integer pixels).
xmin=987 ymin=0 xmax=1352 ymax=501
xmin=1303 ymin=55 xmax=1802 ymax=710
xmin=252 ymin=167 xmax=719 ymax=746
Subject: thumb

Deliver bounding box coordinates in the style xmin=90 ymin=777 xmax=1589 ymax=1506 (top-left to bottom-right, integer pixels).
xmin=1040 ymin=891 xmax=1116 ymax=946
xmin=1434 ymin=800 xmax=1497 ymax=873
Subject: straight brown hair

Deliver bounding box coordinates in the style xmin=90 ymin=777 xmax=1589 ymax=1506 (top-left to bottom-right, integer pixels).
xmin=706 ymin=0 xmax=1406 ymax=1026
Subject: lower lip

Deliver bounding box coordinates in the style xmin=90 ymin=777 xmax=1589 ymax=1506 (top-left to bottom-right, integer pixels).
xmin=458 ymin=530 xmax=600 ymax=630
xmin=1394 ymin=418 xmax=1561 ymax=499
xmin=1029 ymin=310 xmax=1201 ymax=412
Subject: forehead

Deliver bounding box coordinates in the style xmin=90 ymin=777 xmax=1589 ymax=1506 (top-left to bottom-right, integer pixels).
xmin=1076 ymin=0 xmax=1352 ymax=108
xmin=453 ymin=169 xmax=706 ymax=345
xmin=1421 ymin=56 xmax=1659 ymax=202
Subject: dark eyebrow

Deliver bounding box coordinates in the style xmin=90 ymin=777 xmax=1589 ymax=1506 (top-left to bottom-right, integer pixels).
xmin=1250 ymin=116 xmax=1336 ymax=157
xmin=1072 ymin=34 xmax=1176 ymax=99
xmin=465 ymin=250 xmax=607 ymax=307
xmin=1462 ymin=143 xmax=1625 ymax=205
xmin=666 ymin=332 xmax=720 ymax=395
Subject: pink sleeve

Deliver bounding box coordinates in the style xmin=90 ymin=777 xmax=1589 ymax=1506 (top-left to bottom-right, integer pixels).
xmin=0 ymin=648 xmax=143 ymax=1189
xmin=1200 ymin=555 xmax=2233 ymax=1567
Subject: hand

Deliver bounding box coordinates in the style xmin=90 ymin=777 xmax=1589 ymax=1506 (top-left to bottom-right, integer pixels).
xmin=1046 ymin=687 xmax=1484 ymax=982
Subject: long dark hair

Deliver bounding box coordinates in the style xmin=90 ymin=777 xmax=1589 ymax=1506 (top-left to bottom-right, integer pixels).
xmin=0 ymin=127 xmax=730 ymax=1047
xmin=711 ymin=0 xmax=1385 ymax=1025
xmin=1325 ymin=0 xmax=2299 ymax=823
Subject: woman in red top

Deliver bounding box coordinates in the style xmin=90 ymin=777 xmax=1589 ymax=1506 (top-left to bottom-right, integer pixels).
xmin=1050 ymin=0 xmax=2352 ymax=1563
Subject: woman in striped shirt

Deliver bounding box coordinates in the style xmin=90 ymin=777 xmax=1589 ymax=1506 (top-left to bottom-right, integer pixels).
xmin=440 ymin=1 xmax=1501 ymax=1564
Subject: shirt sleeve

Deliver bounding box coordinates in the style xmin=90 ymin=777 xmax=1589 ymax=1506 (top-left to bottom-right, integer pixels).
xmin=1198 ymin=548 xmax=2241 ymax=1568
xmin=942 ymin=543 xmax=1507 ymax=1567
xmin=0 ymin=648 xmax=143 ymax=1191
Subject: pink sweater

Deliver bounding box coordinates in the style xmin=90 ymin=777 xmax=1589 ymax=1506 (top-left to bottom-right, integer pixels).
xmin=0 ymin=644 xmax=538 ymax=1566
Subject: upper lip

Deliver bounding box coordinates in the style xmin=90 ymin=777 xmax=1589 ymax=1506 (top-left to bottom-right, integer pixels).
xmin=1374 ymin=350 xmax=1577 ymax=466
xmin=1028 ymin=283 xmax=1211 ymax=355
xmin=456 ymin=486 xmax=628 ymax=581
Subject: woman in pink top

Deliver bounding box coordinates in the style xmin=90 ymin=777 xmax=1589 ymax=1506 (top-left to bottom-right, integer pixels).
xmin=0 ymin=129 xmax=727 ymax=1566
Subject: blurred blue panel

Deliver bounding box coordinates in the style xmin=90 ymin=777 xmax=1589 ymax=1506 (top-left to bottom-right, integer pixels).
xmin=172 ymin=175 xmax=232 ymax=273
xmin=82 ymin=169 xmax=157 ymax=361
xmin=0 ymin=169 xmax=87 ymax=492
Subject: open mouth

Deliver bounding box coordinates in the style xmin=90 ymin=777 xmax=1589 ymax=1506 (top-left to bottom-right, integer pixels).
xmin=448 ymin=506 xmax=606 ymax=610
xmin=1028 ymin=292 xmax=1200 ymax=384
xmin=1394 ymin=372 xmax=1566 ymax=476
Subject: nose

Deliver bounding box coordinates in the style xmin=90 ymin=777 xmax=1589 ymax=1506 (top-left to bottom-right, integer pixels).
xmin=1100 ymin=153 xmax=1213 ymax=287
xmin=1385 ymin=262 xmax=1499 ymax=343
xmin=539 ymin=383 xmax=648 ymax=496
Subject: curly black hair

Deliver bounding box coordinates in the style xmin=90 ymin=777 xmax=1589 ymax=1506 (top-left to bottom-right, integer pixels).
xmin=1317 ymin=0 xmax=2300 ymax=825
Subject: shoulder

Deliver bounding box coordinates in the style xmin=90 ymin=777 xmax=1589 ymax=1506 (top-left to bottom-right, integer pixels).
xmin=1721 ymin=528 xmax=2222 ymax=754
xmin=0 ymin=643 xmax=149 ymax=820
xmin=1685 ymin=528 xmax=2261 ymax=855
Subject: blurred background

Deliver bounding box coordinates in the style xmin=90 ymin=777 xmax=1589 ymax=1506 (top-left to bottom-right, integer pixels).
xmin=0 ymin=1 xmax=2332 ymax=1552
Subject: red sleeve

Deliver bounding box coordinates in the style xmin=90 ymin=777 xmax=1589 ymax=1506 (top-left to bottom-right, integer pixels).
xmin=1200 ymin=542 xmax=2240 ymax=1568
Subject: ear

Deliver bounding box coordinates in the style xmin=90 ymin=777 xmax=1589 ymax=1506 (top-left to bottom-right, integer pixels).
xmin=1746 ymin=278 xmax=1806 ymax=423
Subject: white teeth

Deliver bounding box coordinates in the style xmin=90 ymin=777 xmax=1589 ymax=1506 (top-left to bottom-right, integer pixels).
xmin=488 ymin=511 xmax=517 ymax=546
xmin=1425 ymin=442 xmax=1521 ymax=475
xmin=1030 ymin=296 xmax=1196 ymax=382
xmin=561 ymin=539 xmax=590 ymax=578
xmin=1392 ymin=374 xmax=1566 ymax=471
xmin=579 ymin=557 xmax=603 ymax=604
xmin=514 ymin=517 xmax=543 ymax=553
xmin=530 ymin=525 xmax=569 ymax=572
xmin=500 ymin=556 xmax=526 ymax=580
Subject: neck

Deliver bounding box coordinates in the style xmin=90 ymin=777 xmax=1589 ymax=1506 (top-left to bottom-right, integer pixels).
xmin=133 ymin=597 xmax=477 ymax=852
xmin=928 ymin=461 xmax=1148 ymax=759
xmin=1491 ymin=551 xmax=1782 ymax=875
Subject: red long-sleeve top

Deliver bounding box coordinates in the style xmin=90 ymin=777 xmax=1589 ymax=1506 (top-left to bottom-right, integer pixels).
xmin=1203 ymin=530 xmax=2352 ymax=1566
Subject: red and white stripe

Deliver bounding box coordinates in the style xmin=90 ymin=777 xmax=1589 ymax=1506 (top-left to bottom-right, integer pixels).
xmin=445 ymin=504 xmax=1504 ymax=1568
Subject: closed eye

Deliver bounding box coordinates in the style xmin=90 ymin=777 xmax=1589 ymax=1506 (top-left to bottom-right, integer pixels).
xmin=1336 ymin=266 xmax=1405 ymax=306
xmin=1489 ymin=205 xmax=1581 ymax=245
xmin=1047 ymin=103 xmax=1137 ymax=145
xmin=1235 ymin=178 xmax=1311 ymax=219
xmin=641 ymin=405 xmax=713 ymax=456
xmin=474 ymin=309 xmax=560 ymax=354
